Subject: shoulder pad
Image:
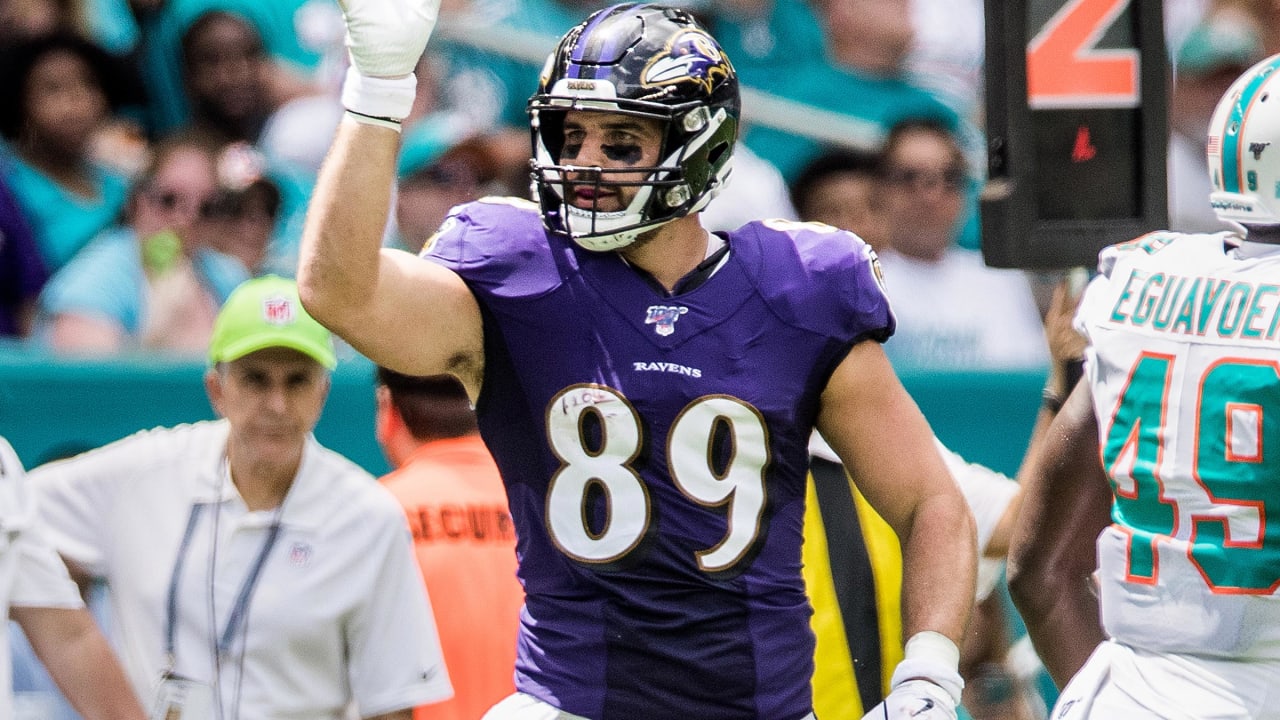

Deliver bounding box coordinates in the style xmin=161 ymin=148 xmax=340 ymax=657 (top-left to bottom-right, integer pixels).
xmin=736 ymin=219 xmax=894 ymax=341
xmin=1097 ymin=231 xmax=1180 ymax=278
xmin=420 ymin=197 xmax=563 ymax=300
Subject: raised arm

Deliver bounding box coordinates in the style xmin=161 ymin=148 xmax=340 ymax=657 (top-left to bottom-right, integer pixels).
xmin=817 ymin=340 xmax=977 ymax=718
xmin=1005 ymin=380 xmax=1111 ymax=688
xmin=296 ymin=0 xmax=484 ymax=394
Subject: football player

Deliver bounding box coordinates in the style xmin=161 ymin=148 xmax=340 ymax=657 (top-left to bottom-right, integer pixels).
xmin=301 ymin=3 xmax=977 ymax=718
xmin=1008 ymin=53 xmax=1280 ymax=718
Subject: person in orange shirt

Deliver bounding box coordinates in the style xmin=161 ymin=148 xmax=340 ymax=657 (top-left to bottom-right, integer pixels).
xmin=374 ymin=367 xmax=524 ymax=720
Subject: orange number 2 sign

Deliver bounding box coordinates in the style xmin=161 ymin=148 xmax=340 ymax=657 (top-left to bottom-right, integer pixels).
xmin=1028 ymin=0 xmax=1139 ymax=109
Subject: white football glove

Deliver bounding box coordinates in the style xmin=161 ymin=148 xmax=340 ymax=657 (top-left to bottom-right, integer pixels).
xmin=337 ymin=0 xmax=440 ymax=123
xmin=859 ymin=679 xmax=957 ymax=720
xmin=860 ymin=632 xmax=964 ymax=720
xmin=338 ymin=0 xmax=439 ymax=78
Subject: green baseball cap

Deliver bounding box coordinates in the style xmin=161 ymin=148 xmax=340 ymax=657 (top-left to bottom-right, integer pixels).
xmin=208 ymin=275 xmax=336 ymax=369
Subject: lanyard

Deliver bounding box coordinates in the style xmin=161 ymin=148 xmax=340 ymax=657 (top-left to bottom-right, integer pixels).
xmin=165 ymin=501 xmax=284 ymax=663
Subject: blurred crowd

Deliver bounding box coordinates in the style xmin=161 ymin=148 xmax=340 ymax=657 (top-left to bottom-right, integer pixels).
xmin=0 ymin=0 xmax=1277 ymax=371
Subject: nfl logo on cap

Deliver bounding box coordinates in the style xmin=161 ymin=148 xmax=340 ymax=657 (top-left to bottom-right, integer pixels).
xmin=263 ymin=295 xmax=295 ymax=325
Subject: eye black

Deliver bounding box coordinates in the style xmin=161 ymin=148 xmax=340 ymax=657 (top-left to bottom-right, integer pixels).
xmin=602 ymin=144 xmax=643 ymax=163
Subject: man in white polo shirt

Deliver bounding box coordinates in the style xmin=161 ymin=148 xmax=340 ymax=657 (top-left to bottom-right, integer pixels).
xmin=28 ymin=275 xmax=452 ymax=720
xmin=1 ymin=436 xmax=145 ymax=720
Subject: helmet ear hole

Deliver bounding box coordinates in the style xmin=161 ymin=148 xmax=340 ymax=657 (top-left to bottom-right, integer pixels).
xmin=707 ymin=141 xmax=729 ymax=168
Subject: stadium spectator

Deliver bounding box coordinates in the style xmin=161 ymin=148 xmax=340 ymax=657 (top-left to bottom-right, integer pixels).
xmin=179 ymin=10 xmax=275 ymax=145
xmin=0 ymin=0 xmax=83 ymax=44
xmin=904 ymin=0 xmax=984 ymax=124
xmin=713 ymin=0 xmax=959 ymax=183
xmin=27 ymin=275 xmax=453 ymax=718
xmin=1008 ymin=53 xmax=1280 ymax=718
xmin=172 ymin=9 xmax=319 ymax=277
xmin=788 ymin=147 xmax=890 ymax=249
xmin=374 ymin=368 xmax=523 ymax=720
xmin=0 ymin=436 xmax=146 ymax=720
xmin=34 ymin=131 xmax=248 ymax=356
xmin=1167 ymin=3 xmax=1264 ymax=233
xmin=195 ymin=141 xmax=284 ymax=275
xmin=301 ymin=3 xmax=977 ymax=718
xmin=874 ymin=119 xmax=1047 ymax=370
xmin=704 ymin=0 xmax=827 ymax=85
xmin=393 ymin=130 xmax=509 ymax=252
xmin=1202 ymin=0 xmax=1280 ymax=56
xmin=0 ymin=32 xmax=137 ymax=277
xmin=133 ymin=0 xmax=341 ymax=136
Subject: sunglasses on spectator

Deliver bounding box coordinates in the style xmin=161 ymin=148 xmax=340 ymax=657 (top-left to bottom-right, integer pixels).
xmin=883 ymin=166 xmax=966 ymax=193
xmin=145 ymin=188 xmax=214 ymax=216
xmin=200 ymin=190 xmax=280 ymax=222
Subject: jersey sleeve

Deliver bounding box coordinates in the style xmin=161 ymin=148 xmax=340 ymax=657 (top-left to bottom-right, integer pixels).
xmin=0 ymin=438 xmax=83 ymax=609
xmin=11 ymin=523 xmax=84 ymax=609
xmin=748 ymin=220 xmax=895 ymax=344
xmin=420 ymin=196 xmax=564 ymax=301
xmin=25 ymin=435 xmax=147 ymax=579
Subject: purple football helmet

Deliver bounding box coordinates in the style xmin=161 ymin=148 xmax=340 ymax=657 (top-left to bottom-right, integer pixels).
xmin=528 ymin=3 xmax=740 ymax=251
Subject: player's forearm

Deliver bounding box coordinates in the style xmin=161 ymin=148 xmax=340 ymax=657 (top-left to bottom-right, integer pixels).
xmin=899 ymin=494 xmax=978 ymax=645
xmin=14 ymin=606 xmax=146 ymax=720
xmin=1011 ymin=575 xmax=1103 ymax=688
xmin=1006 ymin=383 xmax=1110 ymax=686
xmin=298 ymin=117 xmax=400 ymax=331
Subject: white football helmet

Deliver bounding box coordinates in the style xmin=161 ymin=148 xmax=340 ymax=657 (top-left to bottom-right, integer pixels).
xmin=1207 ymin=53 xmax=1280 ymax=225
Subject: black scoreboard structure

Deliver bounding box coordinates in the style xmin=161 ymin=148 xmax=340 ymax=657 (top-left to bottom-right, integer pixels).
xmin=981 ymin=0 xmax=1168 ymax=269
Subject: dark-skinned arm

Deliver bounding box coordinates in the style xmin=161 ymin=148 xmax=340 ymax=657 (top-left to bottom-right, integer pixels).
xmin=1005 ymin=380 xmax=1112 ymax=688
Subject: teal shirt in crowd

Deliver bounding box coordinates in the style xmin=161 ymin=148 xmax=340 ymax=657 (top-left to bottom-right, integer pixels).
xmin=37 ymin=226 xmax=248 ymax=343
xmin=708 ymin=0 xmax=826 ymax=82
xmin=738 ymin=63 xmax=961 ymax=183
xmin=433 ymin=0 xmax=597 ymax=129
xmin=0 ymin=148 xmax=130 ymax=275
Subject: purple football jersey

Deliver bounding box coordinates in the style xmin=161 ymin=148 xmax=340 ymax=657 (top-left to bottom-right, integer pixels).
xmin=424 ymin=199 xmax=893 ymax=719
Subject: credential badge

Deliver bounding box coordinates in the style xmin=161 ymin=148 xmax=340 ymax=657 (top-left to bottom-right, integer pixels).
xmin=645 ymin=305 xmax=688 ymax=336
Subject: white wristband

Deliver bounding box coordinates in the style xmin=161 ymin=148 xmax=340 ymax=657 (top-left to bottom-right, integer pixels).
xmin=341 ymin=66 xmax=417 ymax=122
xmin=890 ymin=631 xmax=964 ymax=704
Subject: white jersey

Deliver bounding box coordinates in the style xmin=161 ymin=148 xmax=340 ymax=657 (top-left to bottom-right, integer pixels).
xmin=1077 ymin=231 xmax=1280 ymax=661
xmin=0 ymin=438 xmax=83 ymax=720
